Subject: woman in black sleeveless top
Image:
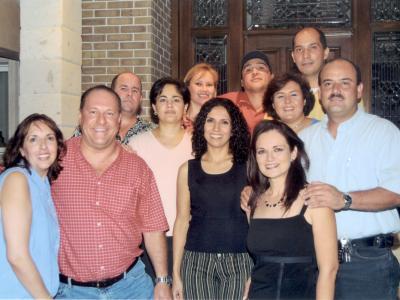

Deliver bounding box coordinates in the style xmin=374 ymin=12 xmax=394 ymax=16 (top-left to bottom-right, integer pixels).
xmin=173 ymin=98 xmax=253 ymax=300
xmin=245 ymin=120 xmax=338 ymax=300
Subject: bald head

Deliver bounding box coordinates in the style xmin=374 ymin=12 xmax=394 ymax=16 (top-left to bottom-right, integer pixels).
xmin=111 ymin=72 xmax=143 ymax=115
xmin=319 ymin=58 xmax=363 ymax=122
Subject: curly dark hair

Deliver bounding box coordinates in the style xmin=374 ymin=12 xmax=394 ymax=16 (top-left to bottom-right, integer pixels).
xmin=2 ymin=113 xmax=66 ymax=182
xmin=264 ymin=72 xmax=315 ymax=119
xmin=149 ymin=77 xmax=190 ymax=124
xmin=247 ymin=120 xmax=309 ymax=215
xmin=192 ymin=98 xmax=250 ymax=163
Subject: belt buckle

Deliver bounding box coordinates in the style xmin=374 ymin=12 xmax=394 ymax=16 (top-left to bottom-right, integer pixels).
xmin=338 ymin=238 xmax=353 ymax=263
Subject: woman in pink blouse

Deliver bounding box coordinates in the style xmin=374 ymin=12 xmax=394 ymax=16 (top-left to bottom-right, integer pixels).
xmin=129 ymin=77 xmax=193 ymax=277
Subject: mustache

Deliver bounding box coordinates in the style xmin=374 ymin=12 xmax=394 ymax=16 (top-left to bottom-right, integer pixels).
xmin=328 ymin=93 xmax=344 ymax=100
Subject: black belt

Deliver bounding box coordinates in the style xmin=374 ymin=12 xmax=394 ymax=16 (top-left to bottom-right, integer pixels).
xmin=257 ymin=255 xmax=313 ymax=264
xmin=338 ymin=234 xmax=394 ymax=264
xmin=339 ymin=233 xmax=394 ymax=250
xmin=59 ymin=258 xmax=137 ymax=288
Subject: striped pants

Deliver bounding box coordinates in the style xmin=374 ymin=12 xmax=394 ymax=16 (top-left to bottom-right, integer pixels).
xmin=182 ymin=250 xmax=253 ymax=300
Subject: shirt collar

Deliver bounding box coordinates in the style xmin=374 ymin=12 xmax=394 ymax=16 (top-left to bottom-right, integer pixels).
xmin=236 ymin=91 xmax=264 ymax=113
xmin=321 ymin=108 xmax=363 ymax=133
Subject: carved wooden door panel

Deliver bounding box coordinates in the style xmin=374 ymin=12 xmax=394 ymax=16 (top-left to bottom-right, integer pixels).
xmin=244 ymin=32 xmax=352 ymax=76
xmin=172 ymin=0 xmax=400 ymax=127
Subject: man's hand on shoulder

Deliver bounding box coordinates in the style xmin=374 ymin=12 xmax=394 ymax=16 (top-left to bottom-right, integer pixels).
xmin=240 ymin=185 xmax=252 ymax=213
xmin=304 ymin=181 xmax=344 ymax=211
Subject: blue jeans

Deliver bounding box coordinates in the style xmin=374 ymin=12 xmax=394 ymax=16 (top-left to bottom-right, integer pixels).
xmin=56 ymin=259 xmax=154 ymax=299
xmin=335 ymin=247 xmax=400 ymax=300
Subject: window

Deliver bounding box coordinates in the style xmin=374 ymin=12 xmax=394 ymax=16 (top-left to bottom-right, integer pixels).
xmin=0 ymin=57 xmax=19 ymax=150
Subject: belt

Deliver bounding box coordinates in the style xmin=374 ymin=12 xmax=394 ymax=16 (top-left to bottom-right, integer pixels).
xmin=338 ymin=234 xmax=394 ymax=263
xmin=257 ymin=255 xmax=313 ymax=264
xmin=59 ymin=258 xmax=138 ymax=288
xmin=339 ymin=233 xmax=394 ymax=250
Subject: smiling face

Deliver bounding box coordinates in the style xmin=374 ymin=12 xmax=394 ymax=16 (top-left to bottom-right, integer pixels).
xmin=20 ymin=121 xmax=58 ymax=178
xmin=292 ymin=28 xmax=329 ymax=78
xmin=113 ymin=73 xmax=142 ymax=115
xmin=255 ymin=130 xmax=297 ymax=180
xmin=79 ymin=89 xmax=121 ymax=151
xmin=241 ymin=58 xmax=274 ymax=93
xmin=204 ymin=105 xmax=232 ymax=150
xmin=188 ymin=71 xmax=217 ymax=107
xmin=152 ymin=84 xmax=187 ymax=125
xmin=320 ymin=59 xmax=363 ymax=123
xmin=272 ymin=80 xmax=305 ymax=124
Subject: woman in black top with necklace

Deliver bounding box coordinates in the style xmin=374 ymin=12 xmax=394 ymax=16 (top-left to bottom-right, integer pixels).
xmin=245 ymin=120 xmax=338 ymax=300
xmin=173 ymin=98 xmax=252 ymax=300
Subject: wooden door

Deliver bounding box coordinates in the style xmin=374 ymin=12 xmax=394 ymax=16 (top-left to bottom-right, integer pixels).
xmin=172 ymin=0 xmax=400 ymax=126
xmin=244 ymin=31 xmax=352 ymax=76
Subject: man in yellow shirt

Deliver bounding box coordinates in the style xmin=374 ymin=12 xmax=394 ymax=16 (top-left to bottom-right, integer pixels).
xmin=291 ymin=27 xmax=363 ymax=120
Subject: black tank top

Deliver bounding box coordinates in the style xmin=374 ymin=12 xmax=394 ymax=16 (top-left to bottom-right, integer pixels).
xmin=247 ymin=205 xmax=315 ymax=257
xmin=185 ymin=159 xmax=249 ymax=253
xmin=247 ymin=205 xmax=317 ymax=300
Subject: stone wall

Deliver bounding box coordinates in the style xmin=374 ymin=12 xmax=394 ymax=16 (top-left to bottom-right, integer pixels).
xmin=81 ymin=0 xmax=171 ymax=117
xmin=19 ymin=0 xmax=82 ymax=136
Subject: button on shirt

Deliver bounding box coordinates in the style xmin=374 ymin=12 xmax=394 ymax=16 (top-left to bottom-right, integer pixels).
xmin=300 ymin=109 xmax=400 ymax=239
xmin=52 ymin=137 xmax=168 ymax=282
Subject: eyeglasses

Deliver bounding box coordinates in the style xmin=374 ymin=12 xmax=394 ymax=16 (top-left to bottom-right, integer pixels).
xmin=243 ymin=63 xmax=270 ymax=74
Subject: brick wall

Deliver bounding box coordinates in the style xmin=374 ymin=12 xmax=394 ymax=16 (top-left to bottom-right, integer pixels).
xmin=81 ymin=0 xmax=171 ymax=117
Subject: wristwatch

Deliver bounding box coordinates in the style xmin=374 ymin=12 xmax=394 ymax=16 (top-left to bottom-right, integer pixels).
xmin=342 ymin=193 xmax=352 ymax=211
xmin=155 ymin=275 xmax=173 ymax=286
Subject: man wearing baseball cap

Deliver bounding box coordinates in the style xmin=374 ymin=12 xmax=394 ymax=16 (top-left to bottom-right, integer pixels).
xmin=220 ymin=50 xmax=274 ymax=133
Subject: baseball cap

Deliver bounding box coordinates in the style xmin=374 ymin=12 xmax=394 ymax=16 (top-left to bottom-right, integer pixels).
xmin=241 ymin=50 xmax=271 ymax=72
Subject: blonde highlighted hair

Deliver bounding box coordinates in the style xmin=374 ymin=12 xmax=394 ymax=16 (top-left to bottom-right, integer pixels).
xmin=183 ymin=63 xmax=219 ymax=87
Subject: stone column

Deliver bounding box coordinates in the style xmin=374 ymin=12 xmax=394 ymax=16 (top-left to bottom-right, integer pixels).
xmin=20 ymin=0 xmax=81 ymax=136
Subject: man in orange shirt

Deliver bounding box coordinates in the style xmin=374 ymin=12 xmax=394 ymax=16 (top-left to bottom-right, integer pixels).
xmin=221 ymin=51 xmax=274 ymax=133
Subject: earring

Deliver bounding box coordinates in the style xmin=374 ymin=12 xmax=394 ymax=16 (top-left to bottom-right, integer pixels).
xmin=154 ymin=111 xmax=158 ymax=116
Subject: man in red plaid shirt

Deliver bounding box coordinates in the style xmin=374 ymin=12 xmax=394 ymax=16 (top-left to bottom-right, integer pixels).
xmin=52 ymin=85 xmax=171 ymax=299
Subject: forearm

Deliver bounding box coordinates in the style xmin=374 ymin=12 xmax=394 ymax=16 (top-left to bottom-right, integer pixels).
xmin=349 ymin=187 xmax=400 ymax=211
xmin=172 ymin=219 xmax=189 ymax=278
xmin=316 ymin=267 xmax=337 ymax=300
xmin=143 ymin=231 xmax=168 ymax=277
xmin=8 ymin=254 xmax=52 ymax=298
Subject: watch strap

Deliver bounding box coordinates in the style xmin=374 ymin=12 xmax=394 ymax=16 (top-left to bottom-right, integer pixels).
xmin=342 ymin=193 xmax=352 ymax=211
xmin=155 ymin=275 xmax=172 ymax=286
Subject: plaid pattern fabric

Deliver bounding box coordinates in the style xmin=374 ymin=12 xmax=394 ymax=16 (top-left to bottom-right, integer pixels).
xmin=52 ymin=137 xmax=168 ymax=282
